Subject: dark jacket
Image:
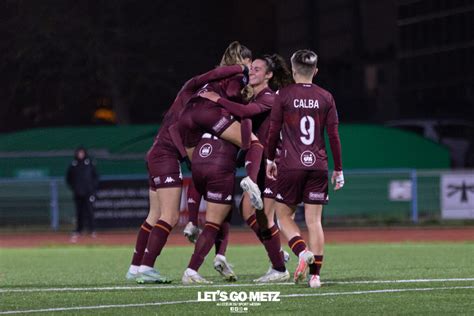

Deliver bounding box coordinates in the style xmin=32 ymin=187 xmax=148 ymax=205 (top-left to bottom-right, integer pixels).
xmin=66 ymin=153 xmax=99 ymax=197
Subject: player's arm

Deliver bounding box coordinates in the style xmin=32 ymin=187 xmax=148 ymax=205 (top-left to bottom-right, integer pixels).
xmin=184 ymin=65 xmax=245 ymax=93
xmin=265 ymin=92 xmax=284 ymax=179
xmin=326 ymin=94 xmax=344 ymax=190
xmin=199 ymin=91 xmax=273 ymax=119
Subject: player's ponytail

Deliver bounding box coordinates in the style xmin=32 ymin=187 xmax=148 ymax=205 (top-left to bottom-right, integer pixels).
xmin=263 ymin=54 xmax=294 ymax=91
xmin=220 ymin=41 xmax=254 ymax=101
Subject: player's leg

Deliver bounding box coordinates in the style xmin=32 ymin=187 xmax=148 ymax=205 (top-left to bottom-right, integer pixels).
xmin=240 ymin=193 xmax=263 ymax=241
xmin=303 ymin=170 xmax=329 ymax=288
xmin=137 ymin=186 xmax=181 ymax=284
xmin=126 ymin=189 xmax=160 ymax=280
xmin=275 ymin=170 xmax=314 ymax=283
xmin=183 ymin=181 xmax=202 ymax=243
xmin=264 ymin=173 xmax=291 ymax=264
xmin=220 ymin=123 xmax=263 ymax=210
xmin=304 ymin=204 xmax=324 ymax=288
xmin=213 ymin=211 xmax=236 ymax=281
xmin=183 ymin=202 xmax=231 ymax=284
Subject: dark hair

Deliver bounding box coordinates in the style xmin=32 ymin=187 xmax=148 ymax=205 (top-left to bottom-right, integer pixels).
xmin=290 ymin=49 xmax=318 ymax=77
xmin=259 ymin=54 xmax=294 ymax=91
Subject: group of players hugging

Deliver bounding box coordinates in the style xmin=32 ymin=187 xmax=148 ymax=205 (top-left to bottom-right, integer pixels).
xmin=125 ymin=41 xmax=344 ymax=289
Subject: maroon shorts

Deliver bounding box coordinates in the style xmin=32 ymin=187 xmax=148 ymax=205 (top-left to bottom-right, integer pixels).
xmin=275 ymin=169 xmax=328 ymax=206
xmin=146 ymin=134 xmax=183 ymax=190
xmin=180 ymin=101 xmax=236 ymax=148
xmin=192 ymin=164 xmax=235 ymax=205
xmin=263 ymin=175 xmax=277 ymax=199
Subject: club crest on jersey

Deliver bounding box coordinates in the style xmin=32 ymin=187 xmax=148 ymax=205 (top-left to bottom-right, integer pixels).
xmin=300 ymin=151 xmax=316 ymax=167
xmin=199 ymin=143 xmax=213 ymax=158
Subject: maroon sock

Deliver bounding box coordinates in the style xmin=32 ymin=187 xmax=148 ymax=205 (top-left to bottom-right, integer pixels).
xmin=140 ymin=220 xmax=173 ymax=267
xmin=187 ymin=182 xmax=201 ymax=226
xmin=188 ymin=221 xmax=221 ymax=271
xmin=245 ymin=140 xmax=263 ymax=182
xmin=309 ymin=255 xmax=324 ymax=275
xmin=262 ymin=225 xmax=285 ymax=272
xmin=241 ymin=119 xmax=253 ymax=150
xmin=215 ymin=221 xmax=230 ymax=255
xmin=131 ymin=221 xmax=153 ymax=266
xmin=288 ymin=236 xmax=307 ymax=257
xmin=245 ymin=213 xmax=262 ymax=242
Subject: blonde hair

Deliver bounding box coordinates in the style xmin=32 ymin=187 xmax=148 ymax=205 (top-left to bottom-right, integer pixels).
xmin=220 ymin=41 xmax=254 ymax=101
xmin=290 ymin=49 xmax=318 ymax=77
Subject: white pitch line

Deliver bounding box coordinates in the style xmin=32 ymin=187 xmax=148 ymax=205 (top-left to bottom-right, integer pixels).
xmin=1 ymin=278 xmax=473 ymax=294
xmin=0 ymin=286 xmax=473 ymax=315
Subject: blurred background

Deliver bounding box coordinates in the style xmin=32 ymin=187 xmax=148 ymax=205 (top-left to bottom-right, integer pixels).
xmin=0 ymin=0 xmax=473 ymax=231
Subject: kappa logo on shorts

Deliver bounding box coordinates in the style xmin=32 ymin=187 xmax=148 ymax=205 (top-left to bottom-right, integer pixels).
xmin=153 ymin=177 xmax=161 ymax=185
xmin=300 ymin=150 xmax=316 ymax=167
xmin=187 ymin=198 xmax=196 ymax=204
xmin=264 ymin=188 xmax=273 ymax=195
xmin=164 ymin=177 xmax=175 ymax=184
xmin=207 ymin=191 xmax=223 ymax=200
xmin=309 ymin=192 xmax=325 ymax=200
xmin=276 ymin=193 xmax=284 ymax=200
xmin=199 ymin=143 xmax=213 ymax=158
xmin=225 ymin=195 xmax=232 ymax=201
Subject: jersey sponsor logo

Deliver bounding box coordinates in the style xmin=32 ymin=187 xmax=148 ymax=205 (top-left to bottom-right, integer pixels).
xmin=199 ymin=143 xmax=213 ymax=158
xmin=225 ymin=195 xmax=232 ymax=201
xmin=293 ymin=99 xmax=319 ymax=109
xmin=300 ymin=150 xmax=316 ymax=167
xmin=309 ymin=192 xmax=325 ymax=200
xmin=212 ymin=117 xmax=230 ymax=133
xmin=187 ymin=198 xmax=196 ymax=204
xmin=164 ymin=177 xmax=175 ymax=184
xmin=207 ymin=191 xmax=223 ymax=200
xmin=276 ymin=193 xmax=284 ymax=200
xmin=264 ymin=188 xmax=273 ymax=195
xmin=153 ymin=176 xmax=161 ymax=185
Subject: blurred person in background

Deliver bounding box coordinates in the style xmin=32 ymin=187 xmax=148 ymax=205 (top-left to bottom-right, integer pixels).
xmin=66 ymin=146 xmax=99 ymax=242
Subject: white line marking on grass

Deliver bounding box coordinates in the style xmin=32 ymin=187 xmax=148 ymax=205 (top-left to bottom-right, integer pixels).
xmin=325 ymin=278 xmax=474 ymax=285
xmin=0 ymin=286 xmax=473 ymax=314
xmin=0 ymin=282 xmax=292 ymax=293
xmin=1 ymin=278 xmax=473 ymax=294
xmin=281 ymin=286 xmax=474 ymax=298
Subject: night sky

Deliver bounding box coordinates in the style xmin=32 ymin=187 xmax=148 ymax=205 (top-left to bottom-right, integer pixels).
xmin=0 ymin=0 xmax=472 ymax=132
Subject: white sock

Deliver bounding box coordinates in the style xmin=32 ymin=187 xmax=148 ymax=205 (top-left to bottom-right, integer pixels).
xmin=128 ymin=265 xmax=139 ymax=274
xmin=138 ymin=265 xmax=153 ymax=273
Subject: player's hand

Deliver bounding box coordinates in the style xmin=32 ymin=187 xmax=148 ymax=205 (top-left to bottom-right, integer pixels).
xmin=331 ymin=170 xmax=344 ymax=190
xmin=198 ymin=91 xmax=220 ymax=103
xmin=266 ymin=160 xmax=277 ymax=180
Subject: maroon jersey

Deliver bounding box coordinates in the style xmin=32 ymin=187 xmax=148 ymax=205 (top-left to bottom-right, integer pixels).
xmin=174 ymin=74 xmax=247 ymax=149
xmin=266 ymin=83 xmax=342 ymax=171
xmin=162 ymin=65 xmax=243 ymax=130
xmin=147 ymin=65 xmax=242 ymax=159
xmin=192 ymin=133 xmax=239 ymax=172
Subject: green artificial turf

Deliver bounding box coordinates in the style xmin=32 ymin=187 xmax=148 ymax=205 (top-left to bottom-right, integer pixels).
xmin=1 ymin=243 xmax=473 ymax=315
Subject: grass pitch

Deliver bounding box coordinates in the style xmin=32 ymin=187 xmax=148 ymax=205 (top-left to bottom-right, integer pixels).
xmin=1 ymin=242 xmax=473 ymax=315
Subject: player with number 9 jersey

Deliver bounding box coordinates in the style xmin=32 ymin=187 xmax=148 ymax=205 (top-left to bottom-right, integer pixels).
xmin=266 ymin=84 xmax=341 ymax=173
